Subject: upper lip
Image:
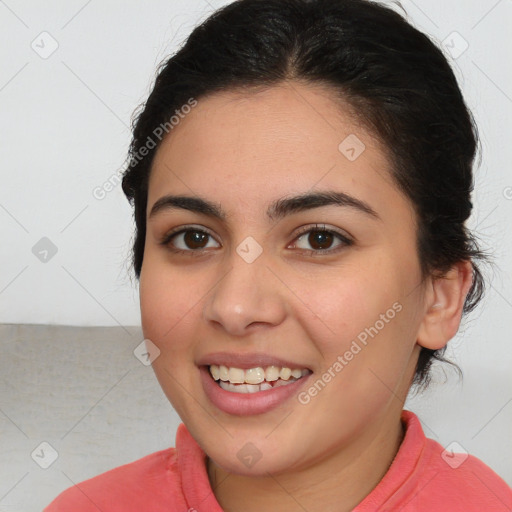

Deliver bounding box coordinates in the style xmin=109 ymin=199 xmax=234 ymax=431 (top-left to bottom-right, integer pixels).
xmin=197 ymin=352 xmax=312 ymax=370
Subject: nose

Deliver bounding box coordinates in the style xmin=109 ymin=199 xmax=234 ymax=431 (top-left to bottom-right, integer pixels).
xmin=202 ymin=251 xmax=287 ymax=336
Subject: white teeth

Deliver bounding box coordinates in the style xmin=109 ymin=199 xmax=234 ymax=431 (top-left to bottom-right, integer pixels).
xmin=279 ymin=367 xmax=292 ymax=380
xmin=208 ymin=364 xmax=310 ymax=391
xmin=228 ymin=367 xmax=245 ymax=384
xmin=265 ymin=366 xmax=280 ymax=381
xmin=219 ymin=365 xmax=229 ymax=381
xmin=274 ymin=378 xmax=296 ymax=388
xmin=219 ymin=381 xmax=261 ymax=393
xmin=245 ymin=367 xmax=265 ymax=384
xmin=210 ymin=364 xmax=220 ymax=380
xmin=219 ymin=380 xmax=293 ymax=393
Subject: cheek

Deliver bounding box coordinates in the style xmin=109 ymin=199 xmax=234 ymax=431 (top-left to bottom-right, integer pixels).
xmin=299 ymin=270 xmax=396 ymax=353
xmin=139 ymin=262 xmax=204 ymax=352
xmin=139 ymin=263 xmax=207 ymax=417
xmin=299 ymin=268 xmax=415 ymax=388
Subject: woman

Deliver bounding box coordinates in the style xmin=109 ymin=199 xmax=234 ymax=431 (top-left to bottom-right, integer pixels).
xmin=45 ymin=0 xmax=512 ymax=510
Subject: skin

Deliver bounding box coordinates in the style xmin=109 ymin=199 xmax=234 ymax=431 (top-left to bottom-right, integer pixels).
xmin=139 ymin=80 xmax=473 ymax=512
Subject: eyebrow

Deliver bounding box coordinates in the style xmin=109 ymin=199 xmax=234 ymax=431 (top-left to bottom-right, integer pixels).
xmin=148 ymin=191 xmax=380 ymax=222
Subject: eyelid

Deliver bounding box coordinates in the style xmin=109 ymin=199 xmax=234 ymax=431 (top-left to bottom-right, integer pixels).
xmin=292 ymin=223 xmax=352 ymax=240
xmin=160 ymin=224 xmax=220 ymax=246
xmin=289 ymin=224 xmax=353 ymax=253
xmin=160 ymin=223 xmax=353 ymax=254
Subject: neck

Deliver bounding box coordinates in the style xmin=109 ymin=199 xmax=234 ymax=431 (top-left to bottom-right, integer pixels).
xmin=207 ymin=408 xmax=406 ymax=512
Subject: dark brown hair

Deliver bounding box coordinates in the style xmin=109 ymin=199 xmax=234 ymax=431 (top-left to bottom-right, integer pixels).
xmin=121 ymin=0 xmax=489 ymax=389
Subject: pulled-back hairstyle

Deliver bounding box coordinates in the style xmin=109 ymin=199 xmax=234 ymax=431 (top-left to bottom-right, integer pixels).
xmin=121 ymin=0 xmax=489 ymax=389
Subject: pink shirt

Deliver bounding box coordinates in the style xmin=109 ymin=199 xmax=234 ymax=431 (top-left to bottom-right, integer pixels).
xmin=45 ymin=410 xmax=512 ymax=511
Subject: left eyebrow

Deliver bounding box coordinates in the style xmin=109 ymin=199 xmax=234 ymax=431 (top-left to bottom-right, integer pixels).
xmin=148 ymin=191 xmax=380 ymax=222
xmin=267 ymin=191 xmax=381 ymax=222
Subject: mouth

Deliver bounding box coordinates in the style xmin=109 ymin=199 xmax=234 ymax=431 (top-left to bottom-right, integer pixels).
xmin=208 ymin=364 xmax=311 ymax=394
xmin=198 ymin=353 xmax=314 ymax=415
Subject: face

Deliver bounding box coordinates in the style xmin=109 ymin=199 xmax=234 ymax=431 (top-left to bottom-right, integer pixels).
xmin=139 ymin=81 xmax=428 ymax=476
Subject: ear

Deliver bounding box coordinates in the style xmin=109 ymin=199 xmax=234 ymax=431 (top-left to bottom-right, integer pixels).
xmin=416 ymin=260 xmax=474 ymax=351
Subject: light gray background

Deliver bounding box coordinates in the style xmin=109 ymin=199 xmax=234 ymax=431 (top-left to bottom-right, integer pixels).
xmin=0 ymin=1 xmax=511 ymax=511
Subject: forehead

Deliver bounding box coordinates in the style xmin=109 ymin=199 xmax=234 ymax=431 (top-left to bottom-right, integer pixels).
xmin=148 ymin=81 xmax=404 ymax=220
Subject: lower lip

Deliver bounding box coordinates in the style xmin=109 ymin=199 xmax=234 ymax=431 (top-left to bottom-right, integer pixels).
xmin=199 ymin=366 xmax=311 ymax=416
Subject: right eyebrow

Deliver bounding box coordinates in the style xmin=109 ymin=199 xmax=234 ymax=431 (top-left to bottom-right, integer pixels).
xmin=148 ymin=190 xmax=380 ymax=223
xmin=148 ymin=195 xmax=227 ymax=221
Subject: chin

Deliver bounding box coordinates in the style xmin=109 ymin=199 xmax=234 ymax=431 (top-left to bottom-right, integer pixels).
xmin=208 ymin=444 xmax=299 ymax=477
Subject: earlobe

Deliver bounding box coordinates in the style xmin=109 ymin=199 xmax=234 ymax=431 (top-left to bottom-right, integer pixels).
xmin=416 ymin=260 xmax=474 ymax=351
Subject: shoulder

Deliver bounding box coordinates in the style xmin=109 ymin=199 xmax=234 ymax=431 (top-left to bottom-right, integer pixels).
xmin=415 ymin=436 xmax=512 ymax=510
xmin=43 ymin=447 xmax=188 ymax=511
xmin=374 ymin=411 xmax=512 ymax=512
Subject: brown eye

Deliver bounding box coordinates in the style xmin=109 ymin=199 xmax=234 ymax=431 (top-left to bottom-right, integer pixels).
xmin=164 ymin=228 xmax=220 ymax=252
xmin=183 ymin=230 xmax=209 ymax=249
xmin=292 ymin=226 xmax=352 ymax=254
xmin=308 ymin=230 xmax=334 ymax=250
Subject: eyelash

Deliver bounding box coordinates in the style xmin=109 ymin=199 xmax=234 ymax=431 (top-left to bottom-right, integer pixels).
xmin=160 ymin=224 xmax=353 ymax=257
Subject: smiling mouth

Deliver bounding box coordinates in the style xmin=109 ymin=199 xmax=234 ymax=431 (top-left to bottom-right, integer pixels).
xmin=209 ymin=364 xmax=311 ymax=394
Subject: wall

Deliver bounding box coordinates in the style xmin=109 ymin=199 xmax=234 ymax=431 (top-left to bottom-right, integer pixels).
xmin=0 ymin=1 xmax=511 ymax=510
